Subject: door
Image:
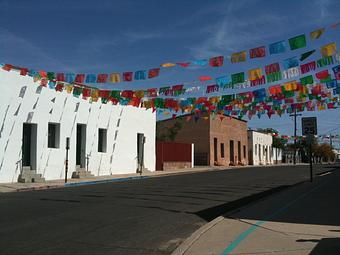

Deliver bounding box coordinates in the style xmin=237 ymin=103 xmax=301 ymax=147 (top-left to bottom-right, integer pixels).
xmin=238 ymin=141 xmax=241 ymax=163
xmin=22 ymin=123 xmax=37 ymax=169
xmin=229 ymin=140 xmax=234 ymax=164
xmin=76 ymin=124 xmax=86 ymax=168
xmin=137 ymin=133 xmax=145 ymax=172
xmin=213 ymin=138 xmax=218 ymax=163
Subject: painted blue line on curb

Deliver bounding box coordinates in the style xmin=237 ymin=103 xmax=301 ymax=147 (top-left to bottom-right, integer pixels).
xmin=64 ymin=176 xmax=150 ymax=187
xmin=220 ymin=180 xmax=328 ymax=255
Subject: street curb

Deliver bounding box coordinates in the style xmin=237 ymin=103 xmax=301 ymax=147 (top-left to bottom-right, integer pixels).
xmin=172 ymin=216 xmax=225 ymax=255
xmin=3 ymin=164 xmax=323 ymax=193
xmin=171 ymin=180 xmax=308 ymax=255
xmin=16 ymin=184 xmax=64 ymax=192
xmin=64 ymin=175 xmax=150 ymax=187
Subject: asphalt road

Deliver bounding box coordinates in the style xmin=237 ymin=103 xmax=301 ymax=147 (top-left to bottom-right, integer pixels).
xmin=0 ymin=164 xmax=337 ymax=255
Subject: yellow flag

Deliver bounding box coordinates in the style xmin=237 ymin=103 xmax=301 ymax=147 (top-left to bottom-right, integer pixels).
xmin=161 ymin=63 xmax=176 ymax=68
xmin=143 ymin=100 xmax=153 ymax=109
xmin=284 ymin=80 xmax=297 ymax=91
xmin=320 ymin=42 xmax=336 ymax=57
xmin=109 ymin=73 xmax=121 ymax=83
xmin=248 ymin=68 xmax=262 ymax=81
xmin=65 ymin=84 xmax=73 ymax=94
xmin=231 ymin=51 xmax=246 ymax=63
xmin=209 ymin=96 xmax=220 ymax=104
xmin=310 ymin=28 xmax=325 ymax=40
xmin=91 ymin=89 xmax=99 ymax=102
xmin=134 ymin=90 xmax=145 ymax=98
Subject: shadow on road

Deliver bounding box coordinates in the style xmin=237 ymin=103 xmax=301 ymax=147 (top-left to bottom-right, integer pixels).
xmin=309 ymin=238 xmax=340 ymax=255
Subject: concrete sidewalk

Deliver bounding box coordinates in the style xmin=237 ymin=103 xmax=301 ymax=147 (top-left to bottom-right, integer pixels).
xmin=0 ymin=163 xmax=310 ymax=193
xmin=173 ymin=167 xmax=340 ymax=255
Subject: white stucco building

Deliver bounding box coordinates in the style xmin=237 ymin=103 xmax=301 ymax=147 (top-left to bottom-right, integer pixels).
xmin=0 ymin=69 xmax=156 ymax=183
xmin=247 ymin=130 xmax=282 ymax=165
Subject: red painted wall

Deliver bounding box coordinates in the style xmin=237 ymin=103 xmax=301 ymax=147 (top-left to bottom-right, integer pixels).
xmin=156 ymin=141 xmax=192 ymax=170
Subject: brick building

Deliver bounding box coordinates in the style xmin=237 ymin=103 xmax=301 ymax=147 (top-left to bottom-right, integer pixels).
xmin=156 ymin=114 xmax=248 ymax=166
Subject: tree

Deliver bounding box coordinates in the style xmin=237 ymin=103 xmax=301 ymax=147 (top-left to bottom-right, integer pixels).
xmin=156 ymin=120 xmax=183 ymax=142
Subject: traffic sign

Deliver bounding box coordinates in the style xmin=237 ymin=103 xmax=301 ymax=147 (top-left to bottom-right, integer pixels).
xmin=302 ymin=117 xmax=317 ymax=135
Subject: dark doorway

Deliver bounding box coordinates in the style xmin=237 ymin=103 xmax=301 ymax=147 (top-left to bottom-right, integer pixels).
xmin=137 ymin=133 xmax=145 ymax=173
xmin=213 ymin=138 xmax=218 ymax=163
xmin=238 ymin=141 xmax=241 ymax=162
xmin=22 ymin=123 xmax=37 ymax=169
xmin=76 ymin=124 xmax=86 ymax=168
xmin=230 ymin=140 xmax=234 ymax=164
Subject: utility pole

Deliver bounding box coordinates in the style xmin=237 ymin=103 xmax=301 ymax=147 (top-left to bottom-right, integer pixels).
xmin=289 ymin=109 xmax=302 ymax=164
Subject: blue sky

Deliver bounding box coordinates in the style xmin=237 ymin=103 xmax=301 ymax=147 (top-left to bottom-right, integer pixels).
xmin=1 ymin=0 xmax=340 ymax=145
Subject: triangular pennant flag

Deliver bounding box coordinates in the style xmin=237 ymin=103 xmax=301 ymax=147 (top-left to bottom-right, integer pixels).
xmin=310 ymin=28 xmax=325 ymax=40
xmin=300 ymin=50 xmax=316 ymax=61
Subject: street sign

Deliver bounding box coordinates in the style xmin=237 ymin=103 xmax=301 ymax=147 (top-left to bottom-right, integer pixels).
xmin=302 ymin=117 xmax=317 ymax=136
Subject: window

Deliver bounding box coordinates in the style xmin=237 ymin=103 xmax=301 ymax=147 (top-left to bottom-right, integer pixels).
xmin=98 ymin=128 xmax=107 ymax=152
xmin=255 ymin=144 xmax=257 ymax=155
xmin=243 ymin=145 xmax=246 ymax=158
xmin=48 ymin=123 xmax=60 ymax=148
xmin=220 ymin=143 xmax=225 ymax=158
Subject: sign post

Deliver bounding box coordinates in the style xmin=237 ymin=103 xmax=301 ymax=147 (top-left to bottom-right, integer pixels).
xmin=65 ymin=137 xmax=70 ymax=183
xmin=302 ymin=117 xmax=317 ymax=182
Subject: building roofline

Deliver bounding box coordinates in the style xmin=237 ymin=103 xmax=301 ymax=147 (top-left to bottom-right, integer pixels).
xmin=157 ymin=112 xmax=247 ymax=123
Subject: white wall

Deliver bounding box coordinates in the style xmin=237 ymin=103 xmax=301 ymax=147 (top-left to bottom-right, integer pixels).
xmin=248 ymin=130 xmax=273 ymax=165
xmin=0 ymin=69 xmax=156 ymax=183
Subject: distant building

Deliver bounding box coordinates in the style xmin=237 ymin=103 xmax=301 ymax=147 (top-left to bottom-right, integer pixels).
xmin=282 ymin=148 xmax=302 ymax=164
xmin=157 ymin=113 xmax=248 ymax=166
xmin=0 ymin=69 xmax=156 ymax=183
xmin=248 ymin=130 xmax=271 ymax=165
xmin=333 ymin=149 xmax=340 ymax=162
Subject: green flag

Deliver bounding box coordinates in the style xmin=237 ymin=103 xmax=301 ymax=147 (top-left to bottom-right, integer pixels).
xmin=72 ymin=86 xmax=83 ymax=98
xmin=300 ymin=75 xmax=314 ymax=85
xmin=231 ymin=72 xmax=245 ymax=84
xmin=289 ymin=34 xmax=306 ymax=50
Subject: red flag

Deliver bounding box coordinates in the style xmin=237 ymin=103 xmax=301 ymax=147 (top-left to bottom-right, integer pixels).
xmin=99 ymin=90 xmax=110 ymax=98
xmin=55 ymin=82 xmax=64 ymax=92
xmin=82 ymin=88 xmax=91 ymax=99
xmin=148 ymin=68 xmax=160 ymax=78
xmin=2 ymin=64 xmax=13 ymax=71
xmin=147 ymin=88 xmax=158 ymax=97
xmin=121 ymin=90 xmax=134 ymax=98
xmin=20 ymin=68 xmax=29 ymax=76
xmin=265 ymin=63 xmax=280 ymax=75
xmin=39 ymin=71 xmax=47 ymax=78
xmin=209 ymin=56 xmax=224 ymax=67
xmin=315 ymin=70 xmax=329 ymax=80
xmin=75 ymin=74 xmax=85 ymax=83
xmin=199 ymin=76 xmax=212 ymax=82
xmin=123 ymin=72 xmax=133 ymax=81
xmin=177 ymin=62 xmax=190 ymax=67
xmin=97 ymin=74 xmax=108 ymax=83
xmin=250 ymin=46 xmax=266 ymax=58
xmin=56 ymin=73 xmax=65 ymax=81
